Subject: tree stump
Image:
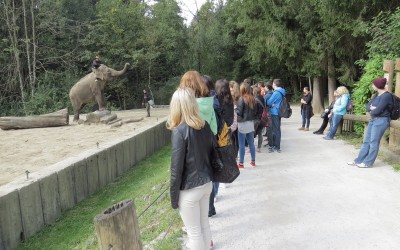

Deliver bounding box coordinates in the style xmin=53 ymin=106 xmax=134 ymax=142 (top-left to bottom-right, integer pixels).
xmin=0 ymin=108 xmax=69 ymax=130
xmin=94 ymin=200 xmax=142 ymax=250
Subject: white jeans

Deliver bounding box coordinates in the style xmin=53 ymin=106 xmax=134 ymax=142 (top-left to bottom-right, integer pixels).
xmin=179 ymin=182 xmax=212 ymax=250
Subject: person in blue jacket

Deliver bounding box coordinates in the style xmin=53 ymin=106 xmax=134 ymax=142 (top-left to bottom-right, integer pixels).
xmin=323 ymin=86 xmax=350 ymax=140
xmin=266 ymin=79 xmax=286 ymax=153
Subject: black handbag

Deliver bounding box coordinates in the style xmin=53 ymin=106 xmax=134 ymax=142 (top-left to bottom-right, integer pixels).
xmin=211 ymin=143 xmax=240 ymax=183
xmin=211 ymin=122 xmax=240 ymax=183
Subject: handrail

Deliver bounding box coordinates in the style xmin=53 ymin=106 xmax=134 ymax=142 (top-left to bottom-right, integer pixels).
xmin=343 ymin=114 xmax=400 ymax=128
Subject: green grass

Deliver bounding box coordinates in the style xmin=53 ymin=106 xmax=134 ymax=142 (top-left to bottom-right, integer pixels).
xmin=17 ymin=145 xmax=183 ymax=250
xmin=335 ymin=131 xmax=363 ymax=146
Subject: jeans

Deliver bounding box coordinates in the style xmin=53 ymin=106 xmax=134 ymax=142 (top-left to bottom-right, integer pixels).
xmin=271 ymin=115 xmax=281 ymax=149
xmin=179 ymin=182 xmax=212 ymax=250
xmin=238 ymin=131 xmax=255 ymax=163
xmin=255 ymin=125 xmax=263 ymax=149
xmin=326 ymin=113 xmax=343 ymax=139
xmin=213 ymin=182 xmax=219 ymax=196
xmin=354 ymin=117 xmax=390 ymax=166
xmin=301 ymin=108 xmax=311 ymax=128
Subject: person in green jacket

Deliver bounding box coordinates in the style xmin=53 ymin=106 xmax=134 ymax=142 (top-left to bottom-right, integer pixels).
xmin=179 ymin=71 xmax=217 ymax=135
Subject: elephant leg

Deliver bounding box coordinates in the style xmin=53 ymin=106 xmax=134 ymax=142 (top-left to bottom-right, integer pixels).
xmin=94 ymin=90 xmax=106 ymax=111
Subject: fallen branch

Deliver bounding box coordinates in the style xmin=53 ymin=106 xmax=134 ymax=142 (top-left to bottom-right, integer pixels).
xmin=123 ymin=117 xmax=144 ymax=124
xmin=107 ymin=118 xmax=122 ymax=125
xmin=110 ymin=121 xmax=123 ymax=128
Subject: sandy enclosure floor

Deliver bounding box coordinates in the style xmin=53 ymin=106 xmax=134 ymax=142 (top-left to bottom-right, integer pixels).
xmin=0 ymin=108 xmax=170 ymax=187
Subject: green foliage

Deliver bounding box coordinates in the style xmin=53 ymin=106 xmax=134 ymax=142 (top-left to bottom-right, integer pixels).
xmin=153 ymin=76 xmax=181 ymax=105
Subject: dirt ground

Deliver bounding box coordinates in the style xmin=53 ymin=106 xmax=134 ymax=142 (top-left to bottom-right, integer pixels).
xmin=0 ymin=108 xmax=170 ymax=187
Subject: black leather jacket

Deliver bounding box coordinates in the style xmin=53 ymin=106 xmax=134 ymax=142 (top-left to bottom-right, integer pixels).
xmin=170 ymin=122 xmax=215 ymax=209
xmin=236 ymin=97 xmax=258 ymax=122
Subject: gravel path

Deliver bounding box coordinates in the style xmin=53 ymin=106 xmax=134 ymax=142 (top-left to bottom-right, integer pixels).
xmin=209 ymin=106 xmax=400 ymax=250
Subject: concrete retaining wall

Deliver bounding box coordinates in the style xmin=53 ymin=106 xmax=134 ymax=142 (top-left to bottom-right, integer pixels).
xmin=0 ymin=119 xmax=170 ymax=250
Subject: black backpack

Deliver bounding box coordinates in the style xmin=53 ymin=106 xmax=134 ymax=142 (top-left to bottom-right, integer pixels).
xmin=391 ymin=93 xmax=400 ymax=120
xmin=277 ymin=92 xmax=292 ymax=118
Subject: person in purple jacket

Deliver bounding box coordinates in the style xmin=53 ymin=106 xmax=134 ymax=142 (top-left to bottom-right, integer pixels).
xmin=348 ymin=78 xmax=393 ymax=168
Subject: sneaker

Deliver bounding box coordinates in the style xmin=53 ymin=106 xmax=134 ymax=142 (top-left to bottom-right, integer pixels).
xmin=208 ymin=211 xmax=216 ymax=217
xmin=347 ymin=161 xmax=357 ymax=166
xmin=210 ymin=240 xmax=214 ymax=249
xmin=357 ymin=163 xmax=371 ymax=168
xmin=304 ymin=128 xmax=309 ymax=131
xmin=250 ymin=161 xmax=256 ymax=167
xmin=276 ymin=149 xmax=281 ymax=153
xmin=298 ymin=127 xmax=305 ymax=130
xmin=323 ymin=136 xmax=333 ymax=140
xmin=268 ymin=147 xmax=275 ymax=153
xmin=314 ymin=131 xmax=323 ymax=135
xmin=237 ymin=163 xmax=244 ymax=169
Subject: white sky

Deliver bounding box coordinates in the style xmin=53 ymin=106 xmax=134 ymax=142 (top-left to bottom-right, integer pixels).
xmin=178 ymin=0 xmax=208 ymax=25
xmin=147 ymin=0 xmax=207 ymax=25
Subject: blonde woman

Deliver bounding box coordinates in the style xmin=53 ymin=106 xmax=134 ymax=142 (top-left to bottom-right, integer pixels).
xmin=167 ymin=88 xmax=215 ymax=250
xmin=323 ymin=86 xmax=350 ymax=140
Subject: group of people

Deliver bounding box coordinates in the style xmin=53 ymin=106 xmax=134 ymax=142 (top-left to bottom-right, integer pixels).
xmin=167 ymin=71 xmax=287 ymax=249
xmin=300 ymin=78 xmax=393 ymax=169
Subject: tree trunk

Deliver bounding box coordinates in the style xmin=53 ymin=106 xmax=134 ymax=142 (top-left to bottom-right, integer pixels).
xmin=22 ymin=0 xmax=34 ymax=96
xmin=327 ymin=56 xmax=336 ymax=104
xmin=94 ymin=200 xmax=142 ymax=250
xmin=31 ymin=0 xmax=37 ymax=89
xmin=0 ymin=109 xmax=69 ymax=130
xmin=312 ymin=77 xmax=324 ymax=114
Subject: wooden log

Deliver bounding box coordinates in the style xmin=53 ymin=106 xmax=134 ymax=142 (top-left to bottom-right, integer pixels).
xmin=107 ymin=118 xmax=122 ymax=125
xmin=100 ymin=114 xmax=117 ymax=124
xmin=0 ymin=108 xmax=69 ymax=130
xmin=122 ymin=117 xmax=144 ymax=124
xmin=110 ymin=121 xmax=123 ymax=128
xmin=94 ymin=200 xmax=142 ymax=250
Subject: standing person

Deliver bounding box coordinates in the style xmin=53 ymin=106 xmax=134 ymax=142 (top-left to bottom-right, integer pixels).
xmin=236 ymin=82 xmax=257 ymax=168
xmin=92 ymin=55 xmax=102 ymax=82
xmin=323 ymin=86 xmax=350 ymax=140
xmin=167 ymin=88 xmax=215 ymax=250
xmin=230 ymin=81 xmax=240 ymax=157
xmin=299 ymin=87 xmax=313 ymax=131
xmin=179 ymin=71 xmax=217 ymax=219
xmin=142 ymin=89 xmax=151 ymax=117
xmin=263 ymin=82 xmax=273 ymax=145
xmin=215 ymin=79 xmax=234 ymax=191
xmin=253 ymin=86 xmax=265 ymax=152
xmin=348 ymin=78 xmax=392 ymax=168
xmin=314 ymin=91 xmax=338 ymax=134
xmin=267 ymin=79 xmax=286 ymax=153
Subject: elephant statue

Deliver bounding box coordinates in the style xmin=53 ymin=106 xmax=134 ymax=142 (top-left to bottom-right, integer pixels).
xmin=69 ymin=63 xmax=130 ymax=121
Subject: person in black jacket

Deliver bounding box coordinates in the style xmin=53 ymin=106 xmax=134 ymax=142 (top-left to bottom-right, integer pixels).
xmin=236 ymin=82 xmax=258 ymax=168
xmin=313 ymin=91 xmax=338 ymax=134
xmin=299 ymin=87 xmax=313 ymax=131
xmin=167 ymin=87 xmax=215 ymax=249
xmin=253 ymin=86 xmax=265 ymax=152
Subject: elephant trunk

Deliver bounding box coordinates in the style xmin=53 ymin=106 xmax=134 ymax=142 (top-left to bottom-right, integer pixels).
xmin=109 ymin=63 xmax=130 ymax=77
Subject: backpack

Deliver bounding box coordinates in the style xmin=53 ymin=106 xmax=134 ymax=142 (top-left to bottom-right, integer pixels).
xmin=391 ymin=93 xmax=400 ymax=120
xmin=346 ymin=98 xmax=354 ymax=113
xmin=277 ymin=92 xmax=292 ymax=118
xmin=260 ymin=106 xmax=271 ymax=127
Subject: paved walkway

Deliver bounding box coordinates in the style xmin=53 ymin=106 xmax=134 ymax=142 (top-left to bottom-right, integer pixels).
xmin=209 ymin=106 xmax=400 ymax=250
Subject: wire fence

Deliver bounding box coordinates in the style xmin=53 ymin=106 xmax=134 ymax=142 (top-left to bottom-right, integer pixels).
xmin=137 ymin=179 xmax=180 ymax=249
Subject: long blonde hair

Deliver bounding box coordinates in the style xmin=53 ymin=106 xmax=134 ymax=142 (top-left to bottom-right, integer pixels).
xmin=240 ymin=82 xmax=255 ymax=109
xmin=166 ymin=88 xmax=205 ymax=130
xmin=179 ymin=71 xmax=209 ymax=98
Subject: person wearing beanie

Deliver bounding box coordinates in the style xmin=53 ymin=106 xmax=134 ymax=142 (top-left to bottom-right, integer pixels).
xmin=347 ymin=77 xmax=393 ymax=168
